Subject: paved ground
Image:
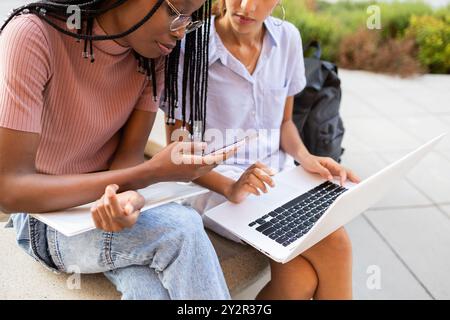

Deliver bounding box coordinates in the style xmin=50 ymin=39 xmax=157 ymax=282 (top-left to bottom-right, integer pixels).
xmin=339 ymin=70 xmax=450 ymax=300
xmin=1 ymin=1 xmax=449 ymax=300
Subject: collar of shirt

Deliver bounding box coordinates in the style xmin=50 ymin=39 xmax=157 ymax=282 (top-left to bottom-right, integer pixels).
xmin=209 ymin=16 xmax=280 ymax=82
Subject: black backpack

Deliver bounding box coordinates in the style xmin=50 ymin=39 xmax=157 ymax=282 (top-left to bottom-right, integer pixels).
xmin=293 ymin=41 xmax=345 ymax=163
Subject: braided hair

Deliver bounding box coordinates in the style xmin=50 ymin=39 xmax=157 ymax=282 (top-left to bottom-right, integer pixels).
xmin=0 ymin=0 xmax=212 ymax=141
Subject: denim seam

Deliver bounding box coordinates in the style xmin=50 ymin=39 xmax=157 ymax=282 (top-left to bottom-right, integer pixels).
xmin=28 ymin=218 xmax=39 ymax=261
xmin=47 ymin=228 xmax=66 ymax=272
xmin=28 ymin=217 xmax=60 ymax=273
xmin=112 ymin=250 xmax=155 ymax=263
xmin=102 ymin=232 xmax=115 ymax=270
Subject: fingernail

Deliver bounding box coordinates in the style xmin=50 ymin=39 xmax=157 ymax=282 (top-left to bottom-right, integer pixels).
xmin=106 ymin=186 xmax=114 ymax=195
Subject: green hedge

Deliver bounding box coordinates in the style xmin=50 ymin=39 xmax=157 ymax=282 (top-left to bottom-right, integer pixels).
xmin=282 ymin=0 xmax=450 ymax=74
xmin=406 ymin=15 xmax=450 ymax=73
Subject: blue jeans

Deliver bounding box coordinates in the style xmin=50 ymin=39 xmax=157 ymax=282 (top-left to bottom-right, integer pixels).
xmin=10 ymin=203 xmax=230 ymax=300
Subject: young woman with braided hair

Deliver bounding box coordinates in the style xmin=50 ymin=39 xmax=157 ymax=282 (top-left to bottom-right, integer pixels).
xmin=0 ymin=0 xmax=233 ymax=299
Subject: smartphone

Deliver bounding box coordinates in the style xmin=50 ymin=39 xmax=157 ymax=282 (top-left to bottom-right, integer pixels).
xmin=203 ymin=133 xmax=259 ymax=156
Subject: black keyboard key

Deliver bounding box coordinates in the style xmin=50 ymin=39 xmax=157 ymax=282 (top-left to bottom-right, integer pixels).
xmin=248 ymin=221 xmax=257 ymax=227
xmin=276 ymin=236 xmax=289 ymax=244
xmin=287 ymin=222 xmax=297 ymax=229
xmin=282 ymin=241 xmax=292 ymax=247
xmin=272 ymin=223 xmax=283 ymax=229
xmin=262 ymin=227 xmax=277 ymax=236
xmin=256 ymin=218 xmax=266 ymax=225
xmin=292 ymin=227 xmax=303 ymax=234
xmin=281 ymin=192 xmax=311 ymax=209
xmin=274 ymin=208 xmax=285 ymax=213
xmin=269 ymin=233 xmax=279 ymax=240
xmin=256 ymin=221 xmax=273 ymax=232
xmin=285 ymin=231 xmax=295 ymax=238
xmin=262 ymin=214 xmax=270 ymax=219
xmin=268 ymin=211 xmax=278 ymax=217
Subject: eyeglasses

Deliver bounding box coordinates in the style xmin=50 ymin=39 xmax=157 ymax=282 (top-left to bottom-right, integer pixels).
xmin=165 ymin=0 xmax=204 ymax=34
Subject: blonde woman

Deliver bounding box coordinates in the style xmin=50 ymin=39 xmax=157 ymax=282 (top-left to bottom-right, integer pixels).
xmin=166 ymin=0 xmax=360 ymax=299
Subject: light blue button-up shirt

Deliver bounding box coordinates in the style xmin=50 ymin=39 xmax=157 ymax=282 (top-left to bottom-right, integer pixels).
xmin=165 ymin=16 xmax=307 ymax=173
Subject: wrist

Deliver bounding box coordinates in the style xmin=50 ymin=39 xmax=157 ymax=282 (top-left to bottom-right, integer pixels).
xmin=135 ymin=160 xmax=162 ymax=188
xmin=295 ymin=149 xmax=311 ymax=165
xmin=222 ymin=180 xmax=235 ymax=200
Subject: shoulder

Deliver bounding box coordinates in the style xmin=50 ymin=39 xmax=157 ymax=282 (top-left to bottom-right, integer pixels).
xmin=265 ymin=17 xmax=302 ymax=47
xmin=1 ymin=14 xmax=50 ymax=45
xmin=0 ymin=14 xmax=52 ymax=76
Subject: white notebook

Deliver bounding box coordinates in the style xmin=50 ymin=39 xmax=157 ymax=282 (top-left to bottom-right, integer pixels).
xmin=31 ymin=182 xmax=208 ymax=237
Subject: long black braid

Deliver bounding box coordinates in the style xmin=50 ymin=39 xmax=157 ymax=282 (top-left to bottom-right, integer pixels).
xmin=1 ymin=0 xmax=212 ymax=140
xmin=163 ymin=0 xmax=212 ymax=141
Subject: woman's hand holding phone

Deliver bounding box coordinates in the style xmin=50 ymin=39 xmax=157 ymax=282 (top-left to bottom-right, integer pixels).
xmin=146 ymin=141 xmax=238 ymax=183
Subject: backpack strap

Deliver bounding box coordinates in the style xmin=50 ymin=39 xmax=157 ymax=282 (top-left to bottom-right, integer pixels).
xmin=305 ymin=40 xmax=322 ymax=60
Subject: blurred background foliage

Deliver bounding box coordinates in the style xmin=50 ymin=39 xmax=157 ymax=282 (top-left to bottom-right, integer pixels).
xmin=275 ymin=0 xmax=450 ymax=75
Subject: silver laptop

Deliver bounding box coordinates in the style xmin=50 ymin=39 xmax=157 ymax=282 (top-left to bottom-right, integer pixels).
xmin=205 ymin=134 xmax=447 ymax=264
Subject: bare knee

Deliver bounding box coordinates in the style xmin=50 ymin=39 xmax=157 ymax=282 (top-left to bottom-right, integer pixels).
xmin=269 ymin=257 xmax=318 ymax=299
xmin=319 ymin=227 xmax=352 ymax=257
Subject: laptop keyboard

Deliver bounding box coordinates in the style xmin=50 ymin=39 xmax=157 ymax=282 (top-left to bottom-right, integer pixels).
xmin=248 ymin=181 xmax=348 ymax=247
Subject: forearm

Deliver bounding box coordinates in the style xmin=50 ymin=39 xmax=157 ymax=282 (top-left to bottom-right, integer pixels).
xmin=1 ymin=161 xmax=159 ymax=214
xmin=280 ymin=119 xmax=310 ymax=163
xmin=110 ymin=154 xmax=146 ymax=170
xmin=194 ymin=171 xmax=235 ymax=198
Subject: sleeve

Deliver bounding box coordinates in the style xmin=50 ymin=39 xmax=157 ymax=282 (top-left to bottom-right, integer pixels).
xmin=286 ymin=24 xmax=307 ymax=97
xmin=134 ymin=57 xmax=166 ymax=112
xmin=0 ymin=16 xmax=52 ymax=133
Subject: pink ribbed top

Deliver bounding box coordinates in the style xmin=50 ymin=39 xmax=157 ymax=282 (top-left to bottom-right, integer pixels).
xmin=0 ymin=14 xmax=163 ymax=175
